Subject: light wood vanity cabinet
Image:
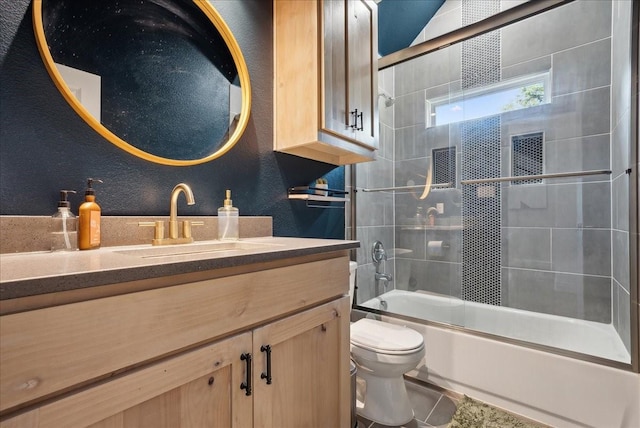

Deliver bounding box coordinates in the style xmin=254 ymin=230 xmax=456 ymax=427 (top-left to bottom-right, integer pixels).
xmin=253 ymin=298 xmax=349 ymax=428
xmin=274 ymin=0 xmax=378 ymax=165
xmin=4 ymin=332 xmax=254 ymax=428
xmin=0 ymin=255 xmax=351 ymax=428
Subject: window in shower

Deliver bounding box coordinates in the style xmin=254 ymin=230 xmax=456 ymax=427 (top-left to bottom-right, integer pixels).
xmin=511 ymin=132 xmax=544 ymax=185
xmin=425 ymin=72 xmax=551 ymax=127
xmin=432 ymin=147 xmax=456 ymax=187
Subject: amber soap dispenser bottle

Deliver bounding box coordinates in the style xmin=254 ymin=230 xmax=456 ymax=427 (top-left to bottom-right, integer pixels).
xmin=78 ymin=178 xmax=103 ymax=250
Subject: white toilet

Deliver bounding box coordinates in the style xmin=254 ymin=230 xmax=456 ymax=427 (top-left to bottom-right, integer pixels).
xmin=348 ymin=262 xmax=425 ymax=426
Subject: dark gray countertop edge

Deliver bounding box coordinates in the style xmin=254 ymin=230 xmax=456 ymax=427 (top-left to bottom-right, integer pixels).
xmin=0 ymin=242 xmax=359 ymax=300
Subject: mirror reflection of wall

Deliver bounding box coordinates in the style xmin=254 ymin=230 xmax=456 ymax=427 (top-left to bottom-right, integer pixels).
xmin=55 ymin=63 xmax=101 ymax=120
xmin=35 ymin=0 xmax=251 ymax=164
xmin=229 ymin=83 xmax=241 ymax=125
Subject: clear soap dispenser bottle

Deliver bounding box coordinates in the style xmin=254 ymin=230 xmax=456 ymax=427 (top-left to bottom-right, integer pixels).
xmin=218 ymin=189 xmax=239 ymax=240
xmin=51 ymin=190 xmax=78 ymax=252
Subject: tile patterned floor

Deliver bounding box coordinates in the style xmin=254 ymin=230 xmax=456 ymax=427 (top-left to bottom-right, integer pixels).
xmin=356 ymin=378 xmax=459 ymax=428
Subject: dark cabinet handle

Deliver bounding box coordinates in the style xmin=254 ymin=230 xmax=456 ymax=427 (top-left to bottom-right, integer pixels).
xmin=350 ymin=109 xmax=363 ymax=131
xmin=260 ymin=345 xmax=272 ymax=384
xmin=240 ymin=353 xmax=252 ymax=396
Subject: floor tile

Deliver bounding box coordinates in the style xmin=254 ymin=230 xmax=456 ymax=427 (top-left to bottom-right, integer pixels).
xmin=371 ymin=419 xmax=430 ymax=428
xmin=357 ymin=415 xmax=429 ymax=428
xmin=424 ymin=422 xmax=450 ymax=428
xmin=356 ymin=415 xmax=374 ymax=428
xmin=406 ymin=381 xmax=443 ymax=422
xmin=425 ymin=394 xmax=458 ymax=427
xmin=355 ymin=379 xmax=456 ymax=428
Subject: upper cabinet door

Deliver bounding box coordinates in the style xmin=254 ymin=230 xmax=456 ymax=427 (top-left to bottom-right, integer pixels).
xmin=274 ymin=0 xmax=378 ymax=165
xmin=346 ymin=0 xmax=378 ymax=147
xmin=323 ymin=0 xmax=378 ymax=147
xmin=322 ymin=0 xmax=349 ymax=140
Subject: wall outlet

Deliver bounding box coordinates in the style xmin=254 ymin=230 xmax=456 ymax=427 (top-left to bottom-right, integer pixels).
xmin=436 ymin=203 xmax=444 ymax=214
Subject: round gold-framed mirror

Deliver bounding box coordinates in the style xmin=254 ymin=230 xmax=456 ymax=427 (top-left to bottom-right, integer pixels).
xmin=32 ymin=0 xmax=251 ymax=166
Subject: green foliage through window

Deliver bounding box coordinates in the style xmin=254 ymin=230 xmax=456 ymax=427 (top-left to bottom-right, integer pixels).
xmin=426 ymin=73 xmax=550 ymax=127
xmin=502 ymin=83 xmax=545 ymax=111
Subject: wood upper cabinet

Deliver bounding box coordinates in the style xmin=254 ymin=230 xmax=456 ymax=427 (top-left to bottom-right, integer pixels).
xmin=275 ymin=0 xmax=378 ymax=165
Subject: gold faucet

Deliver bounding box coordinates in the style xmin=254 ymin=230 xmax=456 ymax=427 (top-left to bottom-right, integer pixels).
xmin=169 ymin=183 xmax=195 ymax=240
xmin=139 ymin=183 xmax=203 ymax=245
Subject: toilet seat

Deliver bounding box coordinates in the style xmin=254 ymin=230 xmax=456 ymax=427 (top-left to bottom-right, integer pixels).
xmin=350 ymin=319 xmax=424 ymax=355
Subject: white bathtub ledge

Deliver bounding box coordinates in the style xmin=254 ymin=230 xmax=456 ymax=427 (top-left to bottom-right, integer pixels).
xmin=385 ymin=316 xmax=640 ymax=428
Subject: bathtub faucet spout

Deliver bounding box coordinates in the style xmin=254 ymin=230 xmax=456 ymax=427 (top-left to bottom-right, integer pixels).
xmin=375 ymin=272 xmax=393 ymax=282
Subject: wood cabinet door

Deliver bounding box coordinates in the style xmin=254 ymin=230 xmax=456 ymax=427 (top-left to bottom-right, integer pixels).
xmin=0 ymin=333 xmax=252 ymax=428
xmin=323 ymin=0 xmax=349 ymax=139
xmin=347 ymin=0 xmax=378 ymax=148
xmin=252 ymin=297 xmax=351 ymax=428
xmin=323 ymin=0 xmax=378 ymax=148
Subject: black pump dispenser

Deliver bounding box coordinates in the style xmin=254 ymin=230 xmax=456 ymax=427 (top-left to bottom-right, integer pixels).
xmin=57 ymin=190 xmax=76 ymax=208
xmin=84 ymin=178 xmax=102 ymax=196
xmin=51 ymin=189 xmax=78 ymax=251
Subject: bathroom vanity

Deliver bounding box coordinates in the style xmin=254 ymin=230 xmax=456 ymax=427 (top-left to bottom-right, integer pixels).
xmin=0 ymin=237 xmax=357 ymax=427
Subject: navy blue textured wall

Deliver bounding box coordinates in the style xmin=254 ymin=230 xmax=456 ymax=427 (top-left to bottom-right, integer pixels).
xmin=0 ymin=0 xmax=345 ymax=239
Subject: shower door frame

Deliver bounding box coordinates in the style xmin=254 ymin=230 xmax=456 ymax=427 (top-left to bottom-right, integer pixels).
xmin=350 ymin=0 xmax=639 ymax=373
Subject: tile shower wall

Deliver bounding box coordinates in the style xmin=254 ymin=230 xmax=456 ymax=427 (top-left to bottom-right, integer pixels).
xmin=393 ymin=42 xmax=463 ymax=300
xmin=610 ymin=0 xmax=633 ymax=354
xmin=459 ymin=0 xmax=502 ymax=305
xmin=348 ymin=66 xmax=395 ymax=304
xmin=461 ymin=116 xmax=502 ymax=305
xmin=389 ymin=0 xmax=615 ymax=323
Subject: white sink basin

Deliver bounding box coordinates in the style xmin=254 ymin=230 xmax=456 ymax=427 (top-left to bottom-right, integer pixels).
xmin=114 ymin=240 xmax=282 ymax=259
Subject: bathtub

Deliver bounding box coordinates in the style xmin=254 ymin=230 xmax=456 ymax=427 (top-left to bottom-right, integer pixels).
xmin=360 ymin=290 xmax=640 ymax=428
xmin=361 ymin=289 xmax=630 ymax=364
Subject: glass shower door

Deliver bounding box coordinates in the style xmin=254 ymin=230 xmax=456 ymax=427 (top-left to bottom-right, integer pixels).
xmin=352 ymin=0 xmax=634 ymax=365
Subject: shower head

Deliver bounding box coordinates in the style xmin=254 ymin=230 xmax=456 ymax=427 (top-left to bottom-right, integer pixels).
xmin=378 ymin=92 xmax=395 ymax=107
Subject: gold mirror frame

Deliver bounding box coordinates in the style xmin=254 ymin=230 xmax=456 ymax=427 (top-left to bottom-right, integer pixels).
xmin=32 ymin=0 xmax=251 ymax=166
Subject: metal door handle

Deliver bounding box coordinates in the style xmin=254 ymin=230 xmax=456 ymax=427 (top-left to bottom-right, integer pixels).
xmin=260 ymin=345 xmax=272 ymax=384
xmin=240 ymin=353 xmax=252 ymax=396
xmin=356 ymin=110 xmax=363 ymax=131
xmin=350 ymin=109 xmax=362 ymax=130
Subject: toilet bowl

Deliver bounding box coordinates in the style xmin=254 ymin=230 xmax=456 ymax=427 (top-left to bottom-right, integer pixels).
xmin=348 ymin=262 xmax=425 ymax=426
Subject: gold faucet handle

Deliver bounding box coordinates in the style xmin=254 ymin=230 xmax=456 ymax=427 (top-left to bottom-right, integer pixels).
xmin=138 ymin=221 xmax=165 ymax=240
xmin=182 ymin=221 xmax=204 ymax=239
